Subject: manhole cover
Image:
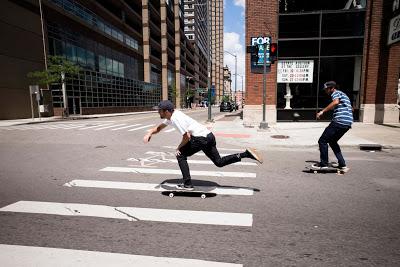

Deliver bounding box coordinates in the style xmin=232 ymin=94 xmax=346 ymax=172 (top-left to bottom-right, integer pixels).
xmin=270 ymin=135 xmax=290 ymax=139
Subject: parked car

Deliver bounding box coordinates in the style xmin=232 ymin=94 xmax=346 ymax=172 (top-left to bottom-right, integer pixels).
xmin=199 ymin=100 xmax=208 ymax=107
xmin=220 ymin=101 xmax=234 ymax=112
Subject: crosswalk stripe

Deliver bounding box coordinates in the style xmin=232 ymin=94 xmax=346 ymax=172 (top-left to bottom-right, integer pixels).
xmin=43 ymin=125 xmax=68 ymax=129
xmin=128 ymin=124 xmax=155 ymax=131
xmin=64 ymin=180 xmax=254 ymax=196
xmin=146 ymin=151 xmax=231 ymax=157
xmin=111 ymin=124 xmax=141 ymax=131
xmin=0 ymin=201 xmax=253 ymax=226
xmin=94 ymin=124 xmax=127 ymax=131
xmin=79 ymin=123 xmax=114 ymax=130
xmin=127 ymin=157 xmax=257 ymax=166
xmin=163 ymin=146 xmax=244 ymax=152
xmin=164 ymin=128 xmax=176 ymax=133
xmin=0 ymin=244 xmax=242 ymax=267
xmin=100 ymin=166 xmax=257 ymax=178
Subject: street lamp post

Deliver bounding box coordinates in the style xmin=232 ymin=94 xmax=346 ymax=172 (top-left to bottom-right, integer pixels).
xmin=237 ymin=74 xmax=244 ymax=108
xmin=186 ymin=76 xmax=193 ymax=108
xmin=224 ymin=50 xmax=237 ymax=110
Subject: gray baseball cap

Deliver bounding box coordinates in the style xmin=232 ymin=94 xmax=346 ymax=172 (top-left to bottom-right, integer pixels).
xmin=157 ymin=100 xmax=174 ymax=111
xmin=323 ymin=81 xmax=336 ymax=89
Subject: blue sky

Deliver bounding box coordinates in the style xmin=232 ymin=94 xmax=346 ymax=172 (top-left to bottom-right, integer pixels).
xmin=223 ymin=0 xmax=246 ymax=90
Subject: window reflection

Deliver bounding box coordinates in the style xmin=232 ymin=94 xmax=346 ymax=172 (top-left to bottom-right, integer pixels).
xmin=277 ymin=0 xmax=366 ymax=121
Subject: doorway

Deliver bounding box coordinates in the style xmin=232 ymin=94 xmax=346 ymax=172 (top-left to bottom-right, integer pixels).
xmin=68 ymin=97 xmax=81 ymax=115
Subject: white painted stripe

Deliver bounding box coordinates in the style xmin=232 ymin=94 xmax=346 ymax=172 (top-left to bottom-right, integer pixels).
xmin=0 ymin=201 xmax=135 ymax=220
xmin=163 ymin=146 xmax=244 ymax=152
xmin=116 ymin=207 xmax=252 ymax=226
xmin=145 ymin=151 xmax=231 ymax=157
xmin=186 ymin=159 xmax=256 ymax=166
xmin=127 ymin=157 xmax=257 ymax=166
xmin=79 ymin=123 xmax=114 ymax=130
xmin=0 ymin=201 xmax=252 ymax=226
xmin=43 ymin=124 xmax=81 ymax=129
xmin=8 ymin=125 xmax=33 ymax=130
xmin=128 ymin=124 xmax=155 ymax=131
xmin=60 ymin=125 xmax=86 ymax=129
xmin=0 ymin=245 xmax=242 ymax=267
xmin=80 ymin=120 xmax=116 ymax=123
xmin=111 ymin=124 xmax=141 ymax=131
xmin=94 ymin=124 xmax=126 ymax=130
xmin=164 ymin=128 xmax=176 ymax=133
xmin=42 ymin=125 xmax=67 ymax=129
xmin=64 ymin=180 xmax=254 ymax=196
xmin=100 ymin=166 xmax=256 ymax=178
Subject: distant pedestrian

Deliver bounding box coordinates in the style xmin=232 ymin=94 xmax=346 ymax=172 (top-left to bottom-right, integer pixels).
xmin=314 ymin=81 xmax=353 ymax=171
xmin=143 ymin=100 xmax=263 ymax=190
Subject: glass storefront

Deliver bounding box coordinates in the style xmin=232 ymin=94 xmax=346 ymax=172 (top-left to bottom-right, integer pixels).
xmin=277 ymin=0 xmax=367 ymax=121
xmin=46 ymin=21 xmax=159 ymax=113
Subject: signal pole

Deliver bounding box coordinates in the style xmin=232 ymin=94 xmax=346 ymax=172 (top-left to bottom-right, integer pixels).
xmin=259 ymin=42 xmax=268 ymax=129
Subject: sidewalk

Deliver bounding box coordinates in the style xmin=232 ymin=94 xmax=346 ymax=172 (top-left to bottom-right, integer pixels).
xmin=1 ymin=110 xmax=399 ymax=149
xmin=210 ymin=115 xmax=400 ymax=150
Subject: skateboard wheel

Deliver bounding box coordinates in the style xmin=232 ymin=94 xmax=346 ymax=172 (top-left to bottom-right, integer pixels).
xmin=313 ymin=171 xmax=318 ymax=174
xmin=201 ymin=194 xmax=206 ymax=199
xmin=169 ymin=193 xmax=174 ymax=198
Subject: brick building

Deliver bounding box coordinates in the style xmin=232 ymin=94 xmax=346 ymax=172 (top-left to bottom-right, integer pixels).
xmin=245 ymin=0 xmax=400 ymax=125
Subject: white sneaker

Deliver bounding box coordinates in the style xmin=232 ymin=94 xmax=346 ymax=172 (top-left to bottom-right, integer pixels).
xmin=338 ymin=166 xmax=350 ymax=173
xmin=175 ymin=183 xmax=195 ymax=191
xmin=311 ymin=163 xmax=329 ymax=170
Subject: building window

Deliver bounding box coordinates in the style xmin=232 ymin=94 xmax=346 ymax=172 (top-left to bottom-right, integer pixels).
xmin=277 ymin=3 xmax=366 ymax=121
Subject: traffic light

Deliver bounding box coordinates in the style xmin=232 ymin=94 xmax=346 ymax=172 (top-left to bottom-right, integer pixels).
xmin=270 ymin=43 xmax=278 ymax=63
xmin=249 ymin=45 xmax=259 ymax=66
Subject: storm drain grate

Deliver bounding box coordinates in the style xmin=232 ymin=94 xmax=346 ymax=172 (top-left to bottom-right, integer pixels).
xmin=270 ymin=135 xmax=290 ymax=139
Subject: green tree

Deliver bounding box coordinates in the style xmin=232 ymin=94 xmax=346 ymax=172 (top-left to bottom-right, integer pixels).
xmin=221 ymin=95 xmax=231 ymax=102
xmin=27 ymin=55 xmax=81 ymax=117
xmin=27 ymin=55 xmax=80 ymax=86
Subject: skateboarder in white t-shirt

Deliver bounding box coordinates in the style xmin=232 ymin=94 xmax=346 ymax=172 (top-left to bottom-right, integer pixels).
xmin=143 ymin=100 xmax=263 ymax=190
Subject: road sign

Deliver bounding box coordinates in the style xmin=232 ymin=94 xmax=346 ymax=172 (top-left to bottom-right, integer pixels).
xmin=249 ymin=36 xmax=272 ymax=74
xmin=388 ymin=13 xmax=400 ymax=45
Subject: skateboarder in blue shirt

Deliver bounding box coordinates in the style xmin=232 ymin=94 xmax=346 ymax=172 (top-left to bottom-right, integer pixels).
xmin=314 ymin=81 xmax=353 ymax=172
xmin=143 ymin=100 xmax=263 ymax=190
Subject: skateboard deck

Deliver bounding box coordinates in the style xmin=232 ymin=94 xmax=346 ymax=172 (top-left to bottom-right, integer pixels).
xmin=305 ymin=164 xmax=349 ymax=174
xmin=160 ymin=184 xmax=217 ymax=198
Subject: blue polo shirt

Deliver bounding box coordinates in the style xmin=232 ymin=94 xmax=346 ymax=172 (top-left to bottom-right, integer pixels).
xmin=331 ymin=90 xmax=353 ymax=127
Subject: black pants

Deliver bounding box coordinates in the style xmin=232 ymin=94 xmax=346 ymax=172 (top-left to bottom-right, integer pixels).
xmin=177 ymin=133 xmax=241 ymax=185
xmin=318 ymin=121 xmax=350 ymax=167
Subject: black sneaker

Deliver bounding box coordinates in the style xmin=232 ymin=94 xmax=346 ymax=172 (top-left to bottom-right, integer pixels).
xmin=311 ymin=163 xmax=329 ymax=170
xmin=175 ymin=183 xmax=194 ymax=191
xmin=246 ymin=148 xmax=263 ymax=164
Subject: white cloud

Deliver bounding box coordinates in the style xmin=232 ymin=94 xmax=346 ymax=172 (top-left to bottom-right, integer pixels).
xmin=233 ymin=0 xmax=245 ymax=9
xmin=224 ymin=32 xmax=245 ymax=92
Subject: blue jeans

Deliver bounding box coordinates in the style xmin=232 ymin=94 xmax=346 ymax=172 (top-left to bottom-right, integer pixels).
xmin=318 ymin=122 xmax=350 ymax=167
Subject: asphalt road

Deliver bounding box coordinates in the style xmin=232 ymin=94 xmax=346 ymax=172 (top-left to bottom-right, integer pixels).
xmin=0 ymin=109 xmax=399 ymax=266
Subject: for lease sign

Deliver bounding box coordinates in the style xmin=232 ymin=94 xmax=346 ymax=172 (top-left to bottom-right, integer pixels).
xmin=277 ymin=60 xmax=314 ymax=83
xmin=388 ymin=13 xmax=400 ymax=45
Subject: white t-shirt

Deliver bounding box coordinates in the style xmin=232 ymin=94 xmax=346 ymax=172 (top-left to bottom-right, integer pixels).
xmin=163 ymin=110 xmax=211 ymax=137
